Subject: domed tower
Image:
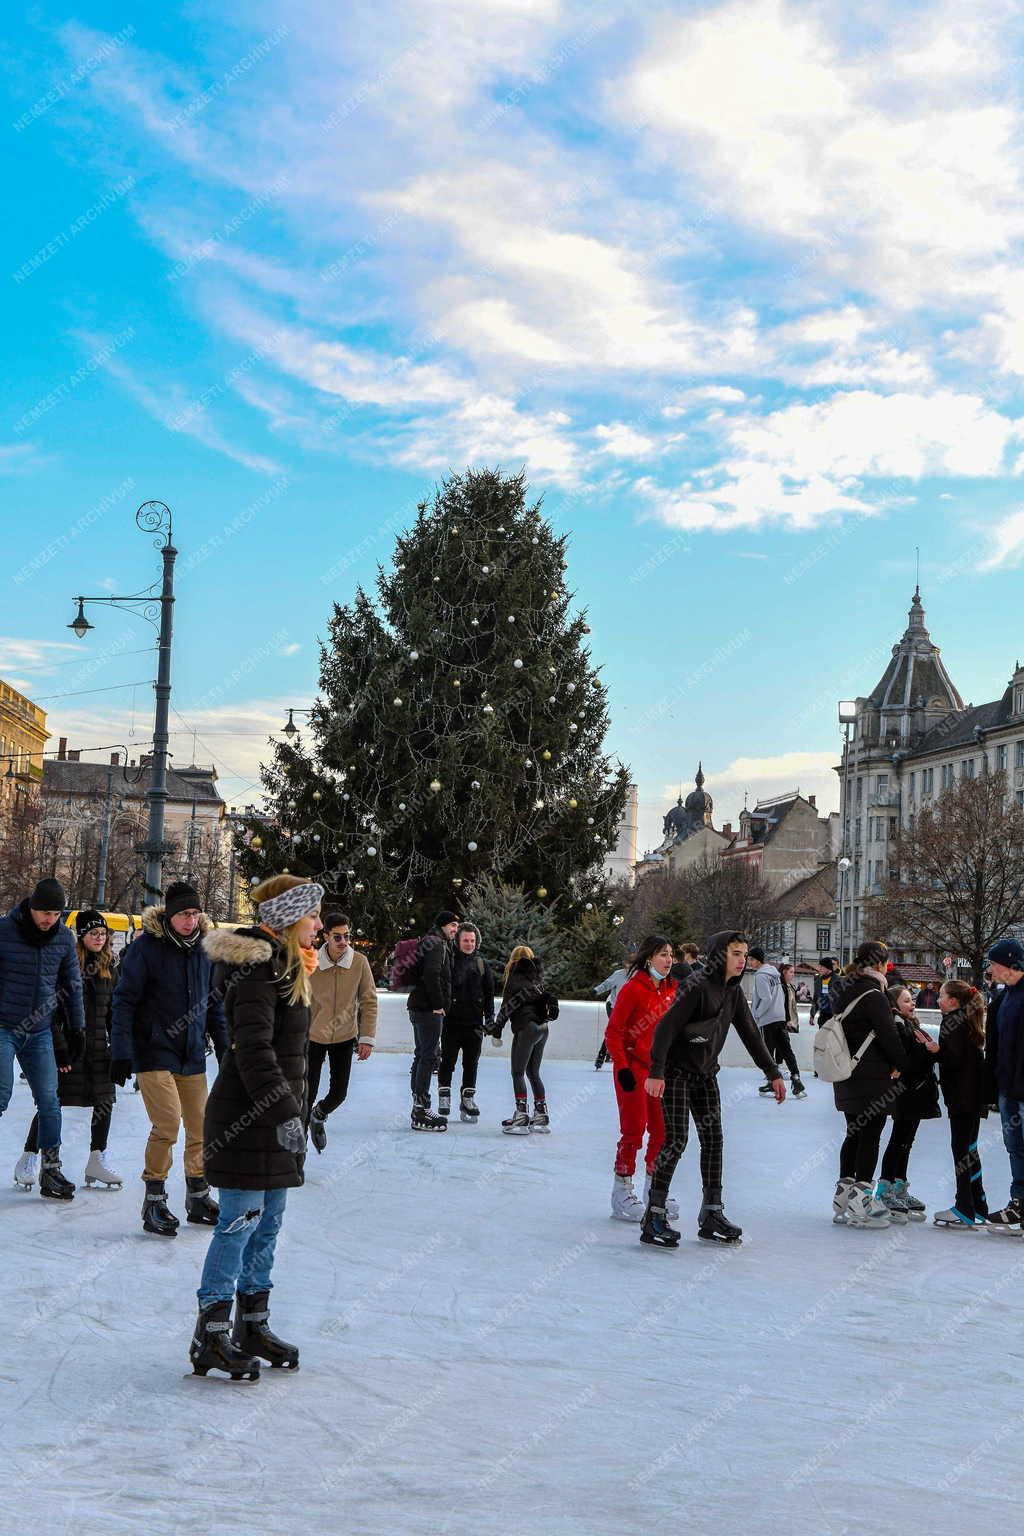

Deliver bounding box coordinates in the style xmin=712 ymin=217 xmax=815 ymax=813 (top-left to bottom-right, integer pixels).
xmin=684 ymin=762 xmax=714 ymax=828
xmin=863 ymin=588 xmax=964 ymax=748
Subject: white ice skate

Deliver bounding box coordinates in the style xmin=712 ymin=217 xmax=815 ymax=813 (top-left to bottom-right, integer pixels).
xmin=832 ymin=1176 xmax=855 ymax=1224
xmin=644 ymin=1173 xmax=679 ymax=1221
xmin=845 ymin=1180 xmax=891 ymax=1229
xmin=83 ymin=1150 xmax=123 ymax=1189
xmin=14 ymin=1151 xmax=37 ymax=1190
xmin=611 ymin=1175 xmax=645 ymax=1222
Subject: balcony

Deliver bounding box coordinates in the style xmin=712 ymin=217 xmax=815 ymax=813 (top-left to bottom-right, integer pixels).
xmin=867 ymin=791 xmax=901 ymax=809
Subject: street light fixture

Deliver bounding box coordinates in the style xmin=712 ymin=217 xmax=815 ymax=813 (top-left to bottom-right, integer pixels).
xmin=282 ymin=707 xmax=313 ymax=738
xmin=67 ymin=501 xmax=177 ymax=905
xmin=837 ymin=700 xmax=859 ymax=963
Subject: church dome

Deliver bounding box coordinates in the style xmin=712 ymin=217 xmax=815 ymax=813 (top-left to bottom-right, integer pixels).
xmin=684 ymin=763 xmax=713 ymax=821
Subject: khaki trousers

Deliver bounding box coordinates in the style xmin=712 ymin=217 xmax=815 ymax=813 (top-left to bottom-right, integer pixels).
xmin=137 ymin=1070 xmax=208 ymax=1181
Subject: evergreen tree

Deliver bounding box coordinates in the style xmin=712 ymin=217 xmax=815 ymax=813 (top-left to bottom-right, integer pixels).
xmin=461 ymin=874 xmax=571 ymax=993
xmin=237 ymin=470 xmax=630 ymax=952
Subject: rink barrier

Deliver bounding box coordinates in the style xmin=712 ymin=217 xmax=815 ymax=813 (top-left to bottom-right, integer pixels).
xmin=370 ymin=993 xmax=942 ymax=1068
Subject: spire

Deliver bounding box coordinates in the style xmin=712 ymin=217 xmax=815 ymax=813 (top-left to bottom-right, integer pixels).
xmin=695 ymin=761 xmax=705 ymax=789
xmin=908 ymin=585 xmax=927 ymax=635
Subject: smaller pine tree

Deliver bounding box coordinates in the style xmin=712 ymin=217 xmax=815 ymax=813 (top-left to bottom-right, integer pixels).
xmin=462 ymin=874 xmax=570 ymax=993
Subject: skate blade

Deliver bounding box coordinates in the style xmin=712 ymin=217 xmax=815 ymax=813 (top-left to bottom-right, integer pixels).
xmin=698 ymin=1233 xmax=742 ymax=1245
xmin=13 ymin=1181 xmax=34 ymax=1191
xmin=185 ymin=1369 xmax=260 ymax=1384
xmin=85 ymin=1179 xmax=123 ymax=1189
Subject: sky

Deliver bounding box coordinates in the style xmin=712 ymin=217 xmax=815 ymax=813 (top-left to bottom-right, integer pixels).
xmin=2 ymin=0 xmax=1024 ymax=858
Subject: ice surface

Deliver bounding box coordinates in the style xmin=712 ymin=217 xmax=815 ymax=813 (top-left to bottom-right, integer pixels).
xmin=1 ymin=1055 xmax=1019 ymax=1536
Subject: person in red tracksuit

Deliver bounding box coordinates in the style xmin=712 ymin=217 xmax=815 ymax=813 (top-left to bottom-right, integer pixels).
xmin=605 ymin=935 xmax=677 ymax=1223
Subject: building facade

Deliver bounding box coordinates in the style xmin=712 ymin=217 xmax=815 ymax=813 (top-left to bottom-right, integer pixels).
xmin=720 ymin=790 xmax=836 ymax=896
xmin=637 ymin=765 xmax=733 ymax=879
xmin=0 ymin=678 xmax=48 ymax=800
xmin=604 ymin=781 xmax=639 ymax=885
xmin=836 ymin=587 xmax=1024 ymax=960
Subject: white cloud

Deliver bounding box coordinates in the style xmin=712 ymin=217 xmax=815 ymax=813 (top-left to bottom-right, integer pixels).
xmin=391 ymin=392 xmax=581 ymax=487
xmin=0 ymin=638 xmax=81 ymax=673
xmin=0 ymin=444 xmax=43 ymax=473
xmin=593 ymin=422 xmax=657 ymax=459
xmin=980 ymin=509 xmax=1024 ymax=570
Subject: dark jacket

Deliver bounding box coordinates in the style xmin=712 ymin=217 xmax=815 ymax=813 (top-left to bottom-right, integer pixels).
xmin=495 ymin=958 xmax=557 ymax=1036
xmin=53 ymin=958 xmax=117 ymax=1107
xmin=407 ymin=927 xmax=453 ymax=1015
xmin=887 ymin=1011 xmax=940 ymax=1122
xmin=447 ymin=943 xmax=496 ymax=1028
xmin=985 ymin=983 xmax=1024 ymax=1102
xmin=110 ymin=906 xmax=229 ymax=1075
xmin=827 ymin=972 xmax=908 ymax=1115
xmin=939 ymin=1006 xmax=993 ymax=1117
xmin=648 ymin=930 xmax=781 ymax=1081
xmin=0 ymin=900 xmax=85 ymax=1037
xmin=202 ymin=926 xmax=311 ymax=1191
xmin=810 ymin=972 xmax=836 ymax=1024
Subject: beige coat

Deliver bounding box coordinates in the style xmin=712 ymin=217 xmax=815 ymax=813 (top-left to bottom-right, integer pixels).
xmin=309 ymin=947 xmax=379 ymax=1045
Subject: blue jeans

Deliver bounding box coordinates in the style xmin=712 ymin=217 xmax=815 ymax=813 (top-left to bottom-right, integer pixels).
xmin=197 ymin=1188 xmax=288 ymax=1308
xmin=409 ymin=1009 xmax=443 ymax=1103
xmin=0 ymin=1026 xmax=61 ymax=1149
xmin=998 ymin=1095 xmax=1024 ymax=1201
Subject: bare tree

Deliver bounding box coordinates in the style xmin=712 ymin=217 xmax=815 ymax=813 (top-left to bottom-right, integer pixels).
xmin=867 ymin=770 xmax=1024 ymax=980
xmin=622 ymin=855 xmax=771 ymax=951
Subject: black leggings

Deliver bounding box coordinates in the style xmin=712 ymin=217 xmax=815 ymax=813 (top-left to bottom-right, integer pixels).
xmin=510 ymin=1022 xmax=548 ymax=1103
xmin=763 ymin=1022 xmax=799 ymax=1078
xmin=307 ymin=1039 xmax=355 ymax=1121
xmin=26 ymin=1099 xmax=112 ymax=1154
xmin=949 ymin=1113 xmax=988 ymax=1220
xmin=438 ymin=1021 xmax=482 ymax=1092
xmin=650 ymin=1071 xmax=724 ymax=1207
xmin=880 ymin=1117 xmax=920 ymax=1182
xmin=839 ymin=1101 xmax=887 ymax=1183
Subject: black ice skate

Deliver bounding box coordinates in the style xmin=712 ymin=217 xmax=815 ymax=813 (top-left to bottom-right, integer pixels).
xmin=233 ymin=1290 xmax=299 ymax=1370
xmin=185 ymin=1177 xmax=220 ymax=1226
xmin=190 ymin=1301 xmax=260 ymax=1382
xmin=985 ymin=1198 xmax=1023 ymax=1233
xmin=459 ymin=1088 xmax=480 ymax=1123
xmin=142 ymin=1179 xmax=180 ymax=1237
xmin=437 ymin=1087 xmax=451 ymax=1118
xmin=698 ymin=1202 xmax=742 ymax=1244
xmin=640 ymin=1202 xmax=681 ymax=1248
xmin=309 ymin=1104 xmax=328 ymax=1154
xmin=411 ymin=1101 xmax=447 ymax=1132
xmin=38 ymin=1148 xmax=75 ymax=1201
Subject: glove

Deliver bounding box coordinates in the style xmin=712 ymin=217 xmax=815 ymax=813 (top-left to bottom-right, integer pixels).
xmin=275 ymin=1116 xmax=305 ymax=1155
xmin=616 ymin=1067 xmax=637 ymax=1092
xmin=110 ymin=1058 xmax=133 ymax=1087
xmin=65 ymin=1029 xmax=86 ymax=1064
xmin=490 ymin=1032 xmax=502 ymax=1048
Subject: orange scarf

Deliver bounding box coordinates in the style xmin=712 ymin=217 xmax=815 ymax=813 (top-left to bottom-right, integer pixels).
xmin=258 ymin=924 xmax=318 ymax=976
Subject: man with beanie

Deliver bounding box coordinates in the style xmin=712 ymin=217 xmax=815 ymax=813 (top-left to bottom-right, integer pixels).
xmin=0 ymin=878 xmax=84 ymax=1199
xmin=110 ymin=881 xmax=228 ymax=1235
xmin=406 ymin=909 xmax=460 ymax=1131
xmin=984 ymin=936 xmax=1024 ymax=1232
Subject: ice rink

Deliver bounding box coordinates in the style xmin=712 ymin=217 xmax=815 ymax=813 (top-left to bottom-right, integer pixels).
xmin=2 ymin=1053 xmax=1020 ymax=1536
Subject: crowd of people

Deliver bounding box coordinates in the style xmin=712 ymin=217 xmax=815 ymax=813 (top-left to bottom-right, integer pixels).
xmin=1 ymin=870 xmax=1023 ymax=1380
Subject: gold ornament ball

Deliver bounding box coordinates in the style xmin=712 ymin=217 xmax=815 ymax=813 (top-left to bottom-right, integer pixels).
xmin=452 ymin=679 xmax=461 ymax=688
xmin=568 ymin=798 xmax=578 ymax=809
xmin=536 ymin=886 xmax=548 ymax=899
xmin=542 ymin=750 xmax=552 ymax=761
xmin=250 ymin=835 xmax=263 ymax=849
xmin=429 ymin=779 xmax=442 ymax=793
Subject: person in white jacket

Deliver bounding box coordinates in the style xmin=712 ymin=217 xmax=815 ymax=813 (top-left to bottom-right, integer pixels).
xmin=747 ymin=947 xmax=805 ymax=1099
xmin=593 ymin=964 xmax=630 ymax=1069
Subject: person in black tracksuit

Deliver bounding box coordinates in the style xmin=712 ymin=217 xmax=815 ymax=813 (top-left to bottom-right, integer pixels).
xmin=828 ymin=942 xmax=909 ymax=1227
xmin=934 ymin=980 xmax=992 ymax=1226
xmin=492 ymin=947 xmax=557 ymax=1134
xmin=406 ymin=910 xmax=460 ymax=1131
xmin=644 ymin=930 xmax=784 ymax=1248
xmin=438 ymin=923 xmax=494 ymax=1123
xmin=874 ymin=984 xmax=941 ymax=1221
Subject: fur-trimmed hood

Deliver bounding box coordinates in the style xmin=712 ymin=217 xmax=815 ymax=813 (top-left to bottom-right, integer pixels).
xmin=141 ymin=904 xmax=214 ymax=941
xmin=203 ymin=925 xmax=276 ymax=970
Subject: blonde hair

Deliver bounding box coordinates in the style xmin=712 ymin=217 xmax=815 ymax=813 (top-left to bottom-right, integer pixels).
xmin=252 ymin=874 xmax=318 ymax=1008
xmin=503 ymin=944 xmax=535 ymax=992
xmin=77 ymin=932 xmax=114 ymax=980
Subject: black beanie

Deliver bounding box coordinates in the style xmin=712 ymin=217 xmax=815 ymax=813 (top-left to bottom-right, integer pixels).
xmin=433 ymin=908 xmax=461 ymax=929
xmin=748 ymin=945 xmax=766 ymax=963
xmin=165 ymin=880 xmax=202 ymax=920
xmin=75 ymin=909 xmax=108 ymax=937
xmin=29 ymin=878 xmax=66 ymax=911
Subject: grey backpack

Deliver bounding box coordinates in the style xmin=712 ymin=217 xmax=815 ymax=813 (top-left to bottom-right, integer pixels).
xmin=813 ymin=994 xmax=876 ymax=1083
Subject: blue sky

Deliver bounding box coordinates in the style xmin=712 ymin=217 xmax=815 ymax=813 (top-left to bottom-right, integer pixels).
xmin=3 ymin=0 xmax=1024 ymax=856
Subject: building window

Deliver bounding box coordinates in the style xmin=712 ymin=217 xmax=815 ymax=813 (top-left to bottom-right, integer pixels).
xmin=854 ymin=865 xmax=861 ymax=896
xmin=816 ymin=926 xmax=831 ymax=950
xmin=854 ymin=817 xmax=862 ymax=846
xmin=876 ymin=773 xmax=889 ymax=794
xmin=1017 ymin=791 xmax=1024 ymax=809
xmin=855 ymin=778 xmax=863 ymax=806
xmin=1017 ymin=742 xmax=1024 ymax=770
xmin=923 ymin=767 xmax=934 ymax=794
xmin=941 ymin=764 xmax=953 ymax=789
xmin=997 ymin=744 xmax=1008 ymax=771
xmin=908 ymin=771 xmax=916 ymax=800
xmin=888 ymin=817 xmax=898 ymax=838
xmin=962 ymin=758 xmax=975 ymax=779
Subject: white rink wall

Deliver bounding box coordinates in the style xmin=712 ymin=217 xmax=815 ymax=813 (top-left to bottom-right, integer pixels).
xmin=373 ymin=995 xmax=940 ymax=1069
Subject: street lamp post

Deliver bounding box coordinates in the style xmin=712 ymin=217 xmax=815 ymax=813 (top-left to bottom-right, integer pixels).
xmin=838 ymin=701 xmax=858 ymax=965
xmin=68 ymin=502 xmax=177 ymax=904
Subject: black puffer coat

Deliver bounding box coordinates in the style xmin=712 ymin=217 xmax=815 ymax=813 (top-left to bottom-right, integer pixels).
xmin=828 ymin=972 xmax=909 ymax=1116
xmin=53 ymin=959 xmax=117 ymax=1107
xmin=887 ymin=1011 xmax=940 ymax=1122
xmin=649 ymin=930 xmax=782 ymax=1081
xmin=202 ymin=926 xmax=310 ymax=1192
xmin=939 ymin=1006 xmax=993 ymax=1117
xmin=495 ymin=958 xmax=558 ymax=1035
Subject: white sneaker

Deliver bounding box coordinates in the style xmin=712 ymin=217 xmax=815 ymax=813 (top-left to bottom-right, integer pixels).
xmin=644 ymin=1173 xmax=679 ymax=1221
xmin=611 ymin=1175 xmax=645 ymax=1222
xmin=83 ymin=1150 xmax=123 ymax=1188
xmin=14 ymin=1151 xmax=37 ymax=1190
xmin=846 ymin=1180 xmax=891 ymax=1229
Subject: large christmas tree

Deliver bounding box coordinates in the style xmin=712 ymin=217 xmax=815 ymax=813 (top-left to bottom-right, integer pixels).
xmin=237 ymin=470 xmax=630 ymax=949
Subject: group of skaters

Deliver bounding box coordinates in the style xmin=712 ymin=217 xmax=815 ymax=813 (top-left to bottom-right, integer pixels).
xmin=3 ymin=869 xmax=1024 ymax=1380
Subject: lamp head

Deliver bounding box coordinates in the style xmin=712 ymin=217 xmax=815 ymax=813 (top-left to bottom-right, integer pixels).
xmin=69 ymin=599 xmax=93 ymax=639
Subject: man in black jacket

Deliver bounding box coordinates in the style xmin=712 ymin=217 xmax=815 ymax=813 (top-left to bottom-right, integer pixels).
xmin=407 ymin=909 xmax=460 ymax=1131
xmin=643 ymin=930 xmax=784 ymax=1247
xmin=438 ymin=922 xmax=494 ymax=1123
xmin=983 ymin=937 xmax=1024 ymax=1231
